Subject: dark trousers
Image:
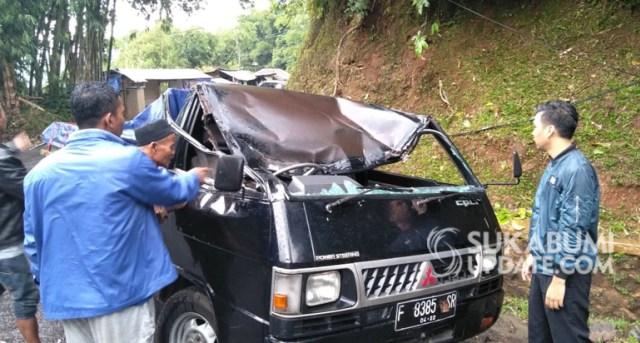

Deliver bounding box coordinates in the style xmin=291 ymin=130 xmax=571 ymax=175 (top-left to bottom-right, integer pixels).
xmin=528 ymin=273 xmax=592 ymax=343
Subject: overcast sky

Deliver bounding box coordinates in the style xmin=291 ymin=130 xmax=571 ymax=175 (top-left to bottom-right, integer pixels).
xmin=113 ymin=0 xmax=270 ymax=38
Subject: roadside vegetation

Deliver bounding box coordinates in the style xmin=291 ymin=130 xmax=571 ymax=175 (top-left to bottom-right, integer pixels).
xmin=291 ymin=0 xmax=640 ymax=238
xmin=289 ymin=0 xmax=640 ymax=335
xmin=114 ymin=3 xmax=308 ymax=71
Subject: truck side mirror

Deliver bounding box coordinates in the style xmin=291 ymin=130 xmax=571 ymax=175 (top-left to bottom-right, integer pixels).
xmin=214 ymin=155 xmax=245 ymax=192
xmin=483 ymin=151 xmax=521 ymax=187
xmin=513 ymin=151 xmax=522 ymax=179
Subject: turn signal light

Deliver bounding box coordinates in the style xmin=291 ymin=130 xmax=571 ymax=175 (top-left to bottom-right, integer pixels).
xmin=273 ymin=293 xmax=288 ymax=310
xmin=480 ymin=315 xmax=494 ymax=330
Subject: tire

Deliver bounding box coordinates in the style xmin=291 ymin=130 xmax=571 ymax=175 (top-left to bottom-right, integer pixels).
xmin=156 ymin=287 xmax=219 ymax=343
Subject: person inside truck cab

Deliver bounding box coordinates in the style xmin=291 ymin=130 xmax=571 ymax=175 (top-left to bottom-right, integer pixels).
xmin=189 ymin=116 xmax=227 ymax=173
xmin=388 ymin=200 xmax=453 ymax=254
xmin=388 ymin=200 xmax=431 ymax=253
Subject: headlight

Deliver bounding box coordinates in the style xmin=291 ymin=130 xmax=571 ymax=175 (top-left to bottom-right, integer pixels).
xmin=482 ymin=249 xmax=498 ymax=273
xmin=306 ymin=271 xmax=341 ymax=307
xmin=272 ymin=273 xmax=302 ymax=314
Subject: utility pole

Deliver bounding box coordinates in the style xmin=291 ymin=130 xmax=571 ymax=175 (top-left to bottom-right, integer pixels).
xmin=235 ymin=33 xmax=241 ymax=69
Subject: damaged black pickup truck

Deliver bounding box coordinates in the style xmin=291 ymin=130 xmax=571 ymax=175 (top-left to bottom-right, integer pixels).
xmin=155 ymin=83 xmax=521 ymax=343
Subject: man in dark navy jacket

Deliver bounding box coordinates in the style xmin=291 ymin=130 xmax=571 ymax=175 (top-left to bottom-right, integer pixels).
xmin=522 ymin=100 xmax=600 ymax=343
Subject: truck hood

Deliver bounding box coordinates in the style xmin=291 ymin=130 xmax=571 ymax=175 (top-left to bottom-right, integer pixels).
xmin=194 ymin=83 xmax=428 ymax=173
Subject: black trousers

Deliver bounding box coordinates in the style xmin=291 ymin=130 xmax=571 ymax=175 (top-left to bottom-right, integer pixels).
xmin=528 ymin=273 xmax=592 ymax=343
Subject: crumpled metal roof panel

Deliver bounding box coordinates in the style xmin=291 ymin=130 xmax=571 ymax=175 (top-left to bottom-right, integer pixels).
xmin=194 ymin=83 xmax=429 ymax=174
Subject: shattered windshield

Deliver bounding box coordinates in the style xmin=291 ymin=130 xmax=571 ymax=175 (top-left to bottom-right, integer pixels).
xmin=288 ymin=178 xmax=477 ymax=196
xmin=286 ymin=132 xmax=474 ymax=197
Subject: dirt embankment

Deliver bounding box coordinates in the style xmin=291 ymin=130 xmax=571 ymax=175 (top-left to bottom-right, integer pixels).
xmin=291 ymin=0 xmax=640 ymax=232
xmin=291 ymin=0 xmax=640 ymax=331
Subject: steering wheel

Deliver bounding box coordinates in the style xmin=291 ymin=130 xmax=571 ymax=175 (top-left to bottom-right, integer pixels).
xmin=272 ymin=163 xmax=324 ymax=177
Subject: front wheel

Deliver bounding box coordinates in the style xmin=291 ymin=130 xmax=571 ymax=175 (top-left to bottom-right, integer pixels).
xmin=156 ymin=287 xmax=219 ymax=343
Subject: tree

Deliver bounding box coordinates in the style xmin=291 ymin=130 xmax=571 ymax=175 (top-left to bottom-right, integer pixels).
xmin=115 ymin=24 xmax=188 ymax=68
xmin=114 ymin=23 xmax=220 ymax=69
xmin=113 ymin=3 xmax=307 ymax=72
xmin=212 ymin=30 xmax=242 ymax=69
xmin=238 ymin=9 xmax=282 ymax=69
xmin=173 ymin=29 xmax=218 ymax=68
xmin=0 ymin=0 xmax=205 ymax=105
xmin=0 ymin=0 xmax=43 ymax=111
xmin=272 ymin=0 xmax=309 ymax=70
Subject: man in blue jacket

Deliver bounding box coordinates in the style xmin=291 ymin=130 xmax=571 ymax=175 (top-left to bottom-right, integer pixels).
xmin=23 ymin=82 xmax=210 ymax=343
xmin=521 ymin=100 xmax=600 ymax=343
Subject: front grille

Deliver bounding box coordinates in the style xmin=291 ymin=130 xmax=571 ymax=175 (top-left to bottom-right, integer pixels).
xmin=362 ymin=262 xmax=422 ymax=298
xmin=299 ymin=312 xmax=360 ymax=334
xmin=430 ymin=252 xmax=478 ymax=284
xmin=362 ymin=252 xmax=479 ymax=300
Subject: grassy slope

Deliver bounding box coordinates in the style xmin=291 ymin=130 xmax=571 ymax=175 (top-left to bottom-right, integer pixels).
xmin=290 ymin=0 xmax=640 ymax=236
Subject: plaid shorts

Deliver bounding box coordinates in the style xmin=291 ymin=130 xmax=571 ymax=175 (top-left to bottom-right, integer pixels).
xmin=0 ymin=254 xmax=40 ymax=319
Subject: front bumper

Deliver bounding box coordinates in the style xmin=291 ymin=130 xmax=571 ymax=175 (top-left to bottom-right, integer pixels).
xmin=267 ymin=283 xmax=504 ymax=343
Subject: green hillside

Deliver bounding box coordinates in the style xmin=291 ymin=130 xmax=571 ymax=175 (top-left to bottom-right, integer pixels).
xmin=290 ymin=0 xmax=640 ymax=236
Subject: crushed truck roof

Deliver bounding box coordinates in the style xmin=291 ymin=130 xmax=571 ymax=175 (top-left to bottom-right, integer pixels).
xmin=191 ymin=83 xmax=431 ymax=173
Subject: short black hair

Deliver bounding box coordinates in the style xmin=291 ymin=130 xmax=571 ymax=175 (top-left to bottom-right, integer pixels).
xmin=70 ymin=82 xmax=119 ymax=129
xmin=534 ymin=100 xmax=579 ymax=139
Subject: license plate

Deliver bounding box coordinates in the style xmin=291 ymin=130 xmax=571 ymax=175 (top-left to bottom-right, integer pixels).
xmin=394 ymin=291 xmax=457 ymax=331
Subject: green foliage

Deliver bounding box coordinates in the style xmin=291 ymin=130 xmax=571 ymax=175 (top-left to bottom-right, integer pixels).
xmin=236 ymin=9 xmax=283 ymax=69
xmin=174 ymin=29 xmax=218 ymax=68
xmin=272 ymin=1 xmax=309 ymax=70
xmin=494 ymin=204 xmax=512 ymax=225
xmin=411 ymin=31 xmax=428 ymax=58
xmin=589 ymin=316 xmax=636 ymax=332
xmin=0 ymin=0 xmax=44 ymax=60
xmin=412 ymin=0 xmax=430 ymax=16
xmin=382 ymin=136 xmax=466 ymax=186
xmin=431 ymin=21 xmax=440 ymax=35
xmin=114 ymin=3 xmax=305 ymax=71
xmin=503 ymin=295 xmax=528 ymax=319
xmin=409 ymin=17 xmax=438 ymax=59
xmin=115 ymin=24 xmax=191 ymax=68
xmin=493 ymin=203 xmax=531 ymax=225
xmin=305 ymin=0 xmax=338 ymax=19
xmin=345 ymin=0 xmax=369 ymax=19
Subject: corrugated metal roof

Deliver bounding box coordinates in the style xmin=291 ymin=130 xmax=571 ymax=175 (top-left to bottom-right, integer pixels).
xmin=211 ymin=77 xmax=234 ymax=84
xmin=255 ymin=68 xmax=290 ymax=81
xmin=113 ymin=68 xmax=213 ymax=83
xmin=217 ymin=69 xmax=256 ymax=82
